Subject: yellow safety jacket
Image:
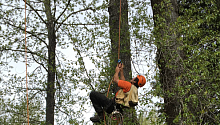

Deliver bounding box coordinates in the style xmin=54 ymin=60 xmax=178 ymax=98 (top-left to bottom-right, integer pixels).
xmin=115 ymin=85 xmax=138 ymax=107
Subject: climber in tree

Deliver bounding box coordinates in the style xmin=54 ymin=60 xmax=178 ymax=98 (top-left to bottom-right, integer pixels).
xmin=89 ymin=63 xmax=146 ymax=122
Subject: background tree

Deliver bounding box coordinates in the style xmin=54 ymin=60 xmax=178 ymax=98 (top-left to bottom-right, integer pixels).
xmin=0 ymin=0 xmax=109 ymax=124
xmin=175 ymin=0 xmax=220 ymax=124
xmin=150 ymin=0 xmax=220 ymax=124
xmin=0 ymin=0 xmax=155 ymax=124
xmin=151 ymin=0 xmax=184 ymax=124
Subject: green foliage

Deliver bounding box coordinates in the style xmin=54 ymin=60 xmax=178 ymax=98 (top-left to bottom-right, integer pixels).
xmin=0 ymin=0 xmax=110 ymax=124
xmin=151 ymin=0 xmax=220 ymax=124
xmin=139 ymin=108 xmax=164 ymax=125
xmin=0 ymin=0 xmax=156 ymax=124
xmin=176 ymin=0 xmax=220 ymax=124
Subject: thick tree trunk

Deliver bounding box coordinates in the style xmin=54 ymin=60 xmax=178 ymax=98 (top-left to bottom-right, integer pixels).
xmin=44 ymin=0 xmax=56 ymax=124
xmin=46 ymin=25 xmax=56 ymax=125
xmin=108 ymin=0 xmax=138 ymax=124
xmin=108 ymin=0 xmax=131 ymax=94
xmin=151 ymin=0 xmax=185 ymax=124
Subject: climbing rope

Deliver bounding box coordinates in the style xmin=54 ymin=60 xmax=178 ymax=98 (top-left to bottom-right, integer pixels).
xmin=118 ymin=0 xmax=121 ymax=60
xmin=25 ymin=0 xmax=29 ymax=124
xmin=104 ymin=0 xmax=122 ymax=124
xmin=106 ymin=0 xmax=122 ymax=100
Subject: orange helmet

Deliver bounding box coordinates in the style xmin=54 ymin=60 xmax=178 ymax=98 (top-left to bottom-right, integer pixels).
xmin=136 ymin=75 xmax=146 ymax=87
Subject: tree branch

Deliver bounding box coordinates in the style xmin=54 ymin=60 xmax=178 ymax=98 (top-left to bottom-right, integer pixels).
xmin=29 ymin=49 xmax=48 ymax=72
xmin=55 ymin=7 xmax=95 ymax=32
xmin=5 ymin=109 xmax=43 ymax=124
xmin=1 ymin=48 xmax=48 ymax=72
xmin=75 ymin=48 xmax=95 ymax=91
xmin=58 ymin=23 xmax=105 ymax=26
xmin=55 ymin=0 xmax=71 ymax=23
xmin=23 ymin=0 xmax=47 ymax=24
xmin=1 ymin=16 xmax=48 ymax=47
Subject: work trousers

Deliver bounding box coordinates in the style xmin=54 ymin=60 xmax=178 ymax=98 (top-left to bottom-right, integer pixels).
xmin=90 ymin=91 xmax=115 ymax=114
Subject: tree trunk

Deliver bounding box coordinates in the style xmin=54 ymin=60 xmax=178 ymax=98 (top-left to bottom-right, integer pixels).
xmin=108 ymin=0 xmax=131 ymax=89
xmin=151 ymin=0 xmax=185 ymax=124
xmin=108 ymin=0 xmax=138 ymax=124
xmin=44 ymin=0 xmax=56 ymax=124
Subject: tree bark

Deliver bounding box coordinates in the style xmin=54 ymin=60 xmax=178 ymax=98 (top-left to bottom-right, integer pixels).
xmin=44 ymin=0 xmax=56 ymax=124
xmin=108 ymin=0 xmax=138 ymax=124
xmin=108 ymin=0 xmax=131 ymax=94
xmin=151 ymin=0 xmax=185 ymax=124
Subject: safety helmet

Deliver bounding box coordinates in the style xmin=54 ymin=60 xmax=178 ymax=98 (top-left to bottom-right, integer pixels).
xmin=136 ymin=75 xmax=146 ymax=87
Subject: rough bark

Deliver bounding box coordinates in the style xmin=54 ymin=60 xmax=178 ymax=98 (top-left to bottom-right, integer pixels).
xmin=108 ymin=0 xmax=131 ymax=94
xmin=44 ymin=0 xmax=56 ymax=124
xmin=108 ymin=0 xmax=138 ymax=124
xmin=151 ymin=0 xmax=185 ymax=124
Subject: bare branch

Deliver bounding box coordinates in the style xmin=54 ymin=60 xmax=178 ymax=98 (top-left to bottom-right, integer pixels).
xmin=20 ymin=87 xmax=46 ymax=91
xmin=29 ymin=90 xmax=43 ymax=100
xmin=54 ymin=105 xmax=70 ymax=116
xmin=29 ymin=49 xmax=48 ymax=72
xmin=56 ymin=7 xmax=95 ymax=32
xmin=23 ymin=0 xmax=47 ymax=24
xmin=1 ymin=48 xmax=48 ymax=71
xmin=56 ymin=0 xmax=71 ymax=23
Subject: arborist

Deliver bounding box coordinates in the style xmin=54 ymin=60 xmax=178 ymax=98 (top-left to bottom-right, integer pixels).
xmin=89 ymin=62 xmax=146 ymax=122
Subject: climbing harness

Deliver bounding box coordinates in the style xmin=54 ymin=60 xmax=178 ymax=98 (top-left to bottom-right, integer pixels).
xmin=24 ymin=0 xmax=29 ymax=124
xmin=108 ymin=105 xmax=123 ymax=125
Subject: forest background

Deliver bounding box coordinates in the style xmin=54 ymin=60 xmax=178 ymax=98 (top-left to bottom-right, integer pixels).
xmin=0 ymin=0 xmax=220 ymax=125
